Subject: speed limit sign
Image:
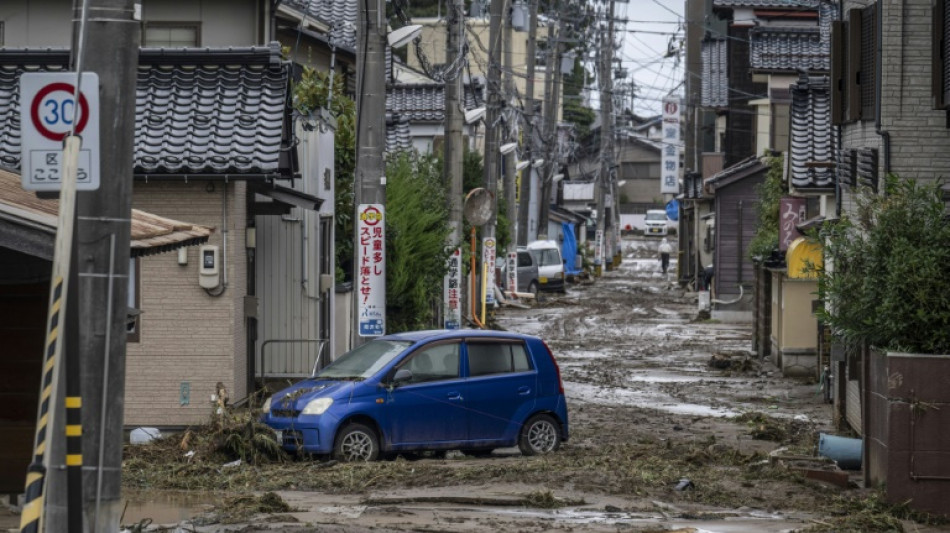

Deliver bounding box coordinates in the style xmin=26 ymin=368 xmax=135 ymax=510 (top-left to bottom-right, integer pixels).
xmin=19 ymin=73 xmax=100 ymax=191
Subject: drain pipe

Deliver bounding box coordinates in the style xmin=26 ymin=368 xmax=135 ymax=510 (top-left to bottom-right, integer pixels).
xmin=875 ymin=1 xmax=891 ymax=178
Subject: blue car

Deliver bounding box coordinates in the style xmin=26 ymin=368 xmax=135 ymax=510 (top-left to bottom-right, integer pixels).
xmin=261 ymin=329 xmax=569 ymax=462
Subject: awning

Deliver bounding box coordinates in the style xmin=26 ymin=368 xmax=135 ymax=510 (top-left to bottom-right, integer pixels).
xmin=0 ymin=168 xmax=213 ymax=259
xmin=253 ymin=183 xmax=324 ymax=211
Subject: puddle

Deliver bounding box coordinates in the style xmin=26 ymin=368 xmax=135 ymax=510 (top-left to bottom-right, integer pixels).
xmin=121 ymin=489 xmax=219 ymax=526
xmin=566 ymin=382 xmax=739 ymax=417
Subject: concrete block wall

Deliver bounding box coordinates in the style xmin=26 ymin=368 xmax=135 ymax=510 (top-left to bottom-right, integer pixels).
xmin=126 ymin=180 xmax=248 ymax=427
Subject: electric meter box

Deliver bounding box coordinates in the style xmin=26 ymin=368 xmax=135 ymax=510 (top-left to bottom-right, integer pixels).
xmin=199 ymin=245 xmax=220 ymax=289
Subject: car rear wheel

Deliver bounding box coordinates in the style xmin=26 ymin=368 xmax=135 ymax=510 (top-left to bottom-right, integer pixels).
xmin=518 ymin=414 xmax=561 ymax=456
xmin=333 ymin=423 xmax=380 ymax=462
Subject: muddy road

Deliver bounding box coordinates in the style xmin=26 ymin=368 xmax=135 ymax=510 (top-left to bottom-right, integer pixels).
xmin=106 ymin=236 xmax=948 ymax=532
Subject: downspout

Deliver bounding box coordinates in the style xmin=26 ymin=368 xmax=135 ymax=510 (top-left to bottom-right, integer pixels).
xmin=875 ymin=0 xmax=891 ymax=177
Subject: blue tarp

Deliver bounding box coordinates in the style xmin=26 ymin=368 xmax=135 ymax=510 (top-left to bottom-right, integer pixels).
xmin=666 ymin=199 xmax=680 ymax=221
xmin=562 ymin=222 xmax=582 ymax=275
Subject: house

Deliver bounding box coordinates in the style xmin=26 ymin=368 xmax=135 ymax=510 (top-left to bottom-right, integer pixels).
xmin=0 ymin=0 xmax=352 ymax=430
xmin=0 ymin=168 xmax=212 ymax=492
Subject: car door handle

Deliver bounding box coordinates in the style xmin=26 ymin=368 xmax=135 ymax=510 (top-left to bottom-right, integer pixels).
xmin=447 ymin=392 xmax=463 ymax=401
xmin=518 ymin=386 xmax=531 ymax=395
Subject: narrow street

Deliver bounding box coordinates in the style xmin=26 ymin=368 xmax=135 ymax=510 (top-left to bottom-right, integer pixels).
xmin=89 ymin=235 xmax=947 ymax=533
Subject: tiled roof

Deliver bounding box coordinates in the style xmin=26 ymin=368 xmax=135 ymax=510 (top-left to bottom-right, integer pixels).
xmin=713 ymin=0 xmax=820 ymax=8
xmin=0 ymin=168 xmax=213 ymax=257
xmin=385 ymin=114 xmax=413 ymax=153
xmin=281 ymin=0 xmax=358 ymax=51
xmin=705 ymin=155 xmax=764 ymax=190
xmin=701 ymin=38 xmax=728 ymax=108
xmin=387 ymin=83 xmax=480 ymax=122
xmin=750 ymin=27 xmax=828 ymax=71
xmin=789 ymin=74 xmax=834 ymax=189
xmin=0 ymin=44 xmax=293 ymax=178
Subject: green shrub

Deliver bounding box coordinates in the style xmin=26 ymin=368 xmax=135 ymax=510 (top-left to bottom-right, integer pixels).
xmin=385 ymin=153 xmax=452 ymax=331
xmin=817 ymin=177 xmax=950 ymax=354
xmin=748 ymin=152 xmax=785 ymax=260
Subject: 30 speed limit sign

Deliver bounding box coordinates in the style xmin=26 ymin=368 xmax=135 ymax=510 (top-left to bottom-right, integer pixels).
xmin=19 ymin=73 xmax=100 ymax=191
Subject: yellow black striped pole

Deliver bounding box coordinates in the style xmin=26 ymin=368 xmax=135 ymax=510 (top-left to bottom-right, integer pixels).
xmin=20 ymin=136 xmax=82 ymax=533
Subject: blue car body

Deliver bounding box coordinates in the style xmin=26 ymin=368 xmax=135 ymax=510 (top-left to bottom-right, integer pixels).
xmin=261 ymin=329 xmax=569 ymax=457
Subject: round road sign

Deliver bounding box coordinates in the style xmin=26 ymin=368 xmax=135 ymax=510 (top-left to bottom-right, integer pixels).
xmin=30 ymin=82 xmax=91 ymax=141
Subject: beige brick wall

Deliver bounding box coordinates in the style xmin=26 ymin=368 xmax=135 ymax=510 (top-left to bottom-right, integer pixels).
xmin=126 ymin=180 xmax=248 ymax=427
xmin=841 ymin=0 xmax=950 ymax=213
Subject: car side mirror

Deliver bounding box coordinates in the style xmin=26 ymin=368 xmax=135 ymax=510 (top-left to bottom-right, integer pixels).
xmin=391 ymin=368 xmax=413 ymax=386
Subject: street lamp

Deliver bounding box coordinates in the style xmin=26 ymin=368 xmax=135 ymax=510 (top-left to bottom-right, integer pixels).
xmin=499 ymin=142 xmax=519 ymax=155
xmin=464 ymin=106 xmax=487 ymax=124
xmin=516 ymin=160 xmax=530 ymax=171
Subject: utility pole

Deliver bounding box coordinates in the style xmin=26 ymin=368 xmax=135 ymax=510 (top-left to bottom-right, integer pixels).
xmin=354 ymin=0 xmax=387 ymax=341
xmin=538 ymin=3 xmax=563 ymax=239
xmin=483 ymin=0 xmax=503 ymax=237
xmin=595 ymin=0 xmax=615 ymax=276
xmin=503 ymin=2 xmax=516 ymax=251
xmin=517 ymin=0 xmax=539 ymax=246
xmin=72 ymin=0 xmax=139 ymax=531
xmin=443 ymin=0 xmax=465 ymax=327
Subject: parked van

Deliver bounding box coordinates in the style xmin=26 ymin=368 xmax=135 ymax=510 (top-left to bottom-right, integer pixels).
xmin=526 ymin=240 xmax=565 ymax=293
xmin=497 ymin=248 xmax=541 ymax=297
xmin=644 ymin=209 xmax=669 ymax=236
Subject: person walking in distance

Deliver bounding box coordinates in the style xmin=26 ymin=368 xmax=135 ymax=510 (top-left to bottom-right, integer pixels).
xmin=658 ymin=238 xmax=672 ymax=275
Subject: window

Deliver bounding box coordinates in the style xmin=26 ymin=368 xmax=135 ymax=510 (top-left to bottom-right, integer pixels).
xmin=621 ymin=162 xmax=660 ymax=180
xmin=830 ymin=4 xmax=878 ymax=123
xmin=517 ymin=251 xmax=534 ymax=268
xmin=467 ymin=342 xmax=531 ymax=376
xmin=932 ymin=0 xmax=950 ymax=109
xmin=143 ymin=22 xmax=200 ymax=47
xmin=0 ymin=22 xmax=4 ymax=46
xmin=127 ymin=257 xmax=140 ymax=342
xmin=399 ymin=342 xmax=459 ymax=384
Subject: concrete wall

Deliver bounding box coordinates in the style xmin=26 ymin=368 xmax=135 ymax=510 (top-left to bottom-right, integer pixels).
xmin=127 ymin=181 xmax=248 ymax=427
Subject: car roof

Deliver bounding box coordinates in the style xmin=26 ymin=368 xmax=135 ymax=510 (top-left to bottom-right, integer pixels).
xmin=379 ymin=329 xmax=536 ymax=343
xmin=526 ymin=240 xmax=558 ymax=249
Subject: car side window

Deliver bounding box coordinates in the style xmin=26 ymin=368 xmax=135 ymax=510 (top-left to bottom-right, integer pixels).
xmin=401 ymin=342 xmax=460 ymax=384
xmin=517 ymin=252 xmax=533 ymax=267
xmin=467 ymin=342 xmax=532 ymax=376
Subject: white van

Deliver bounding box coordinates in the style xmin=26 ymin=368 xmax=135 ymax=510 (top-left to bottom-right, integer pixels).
xmin=644 ymin=209 xmax=669 ymax=236
xmin=526 ymin=240 xmax=565 ymax=293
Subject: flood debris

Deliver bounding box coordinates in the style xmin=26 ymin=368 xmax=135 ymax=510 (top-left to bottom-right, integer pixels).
xmin=734 ymin=411 xmax=817 ymax=445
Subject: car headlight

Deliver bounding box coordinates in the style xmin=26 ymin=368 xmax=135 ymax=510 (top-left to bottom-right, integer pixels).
xmin=301 ymin=397 xmax=333 ymax=415
xmin=261 ymin=396 xmax=272 ymax=413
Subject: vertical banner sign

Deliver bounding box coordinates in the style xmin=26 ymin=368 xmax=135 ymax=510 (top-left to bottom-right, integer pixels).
xmin=779 ymin=197 xmax=807 ymax=251
xmin=507 ymin=251 xmax=518 ymax=296
xmin=481 ymin=238 xmax=496 ymax=305
xmin=443 ymin=248 xmax=462 ymax=329
xmin=661 ymin=97 xmax=681 ymax=195
xmin=357 ymin=204 xmax=385 ymax=337
xmin=594 ymin=229 xmax=604 ymax=266
xmin=19 ymin=73 xmax=101 ymax=191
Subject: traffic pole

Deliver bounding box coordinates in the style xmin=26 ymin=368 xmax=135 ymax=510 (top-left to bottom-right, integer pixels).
xmin=19 ymin=135 xmax=82 ymax=533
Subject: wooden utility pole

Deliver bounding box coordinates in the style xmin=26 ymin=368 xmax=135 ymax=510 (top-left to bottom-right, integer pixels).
xmin=72 ymin=0 xmax=139 ymax=530
xmin=517 ymin=0 xmax=539 ymax=246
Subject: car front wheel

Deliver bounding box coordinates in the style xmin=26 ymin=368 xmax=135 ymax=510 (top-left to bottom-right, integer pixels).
xmin=527 ymin=281 xmax=539 ymax=298
xmin=334 ymin=423 xmax=380 ymax=462
xmin=518 ymin=414 xmax=561 ymax=456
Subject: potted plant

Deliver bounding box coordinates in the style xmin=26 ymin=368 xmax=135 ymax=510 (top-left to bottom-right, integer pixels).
xmin=816 ymin=176 xmax=950 ymax=517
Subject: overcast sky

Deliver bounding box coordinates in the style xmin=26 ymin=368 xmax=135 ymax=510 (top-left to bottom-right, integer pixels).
xmin=582 ymin=0 xmax=685 ymax=118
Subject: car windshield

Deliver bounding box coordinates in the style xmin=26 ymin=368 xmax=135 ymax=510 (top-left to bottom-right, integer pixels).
xmin=646 ymin=212 xmax=666 ymax=221
xmin=535 ymin=249 xmax=560 ymax=267
xmin=315 ymin=339 xmax=412 ymax=379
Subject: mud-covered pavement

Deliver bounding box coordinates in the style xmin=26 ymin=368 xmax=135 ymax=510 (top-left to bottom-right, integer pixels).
xmin=101 ymin=236 xmax=950 ymax=532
